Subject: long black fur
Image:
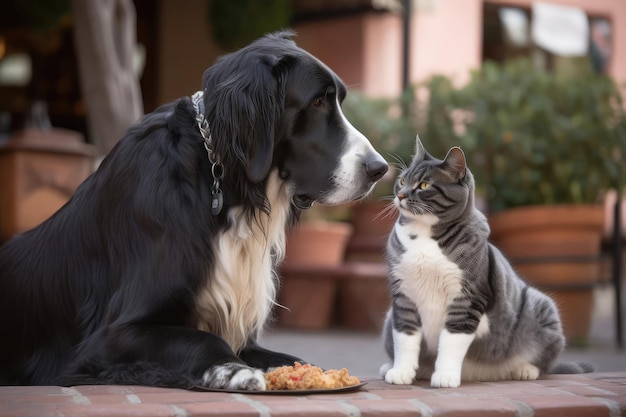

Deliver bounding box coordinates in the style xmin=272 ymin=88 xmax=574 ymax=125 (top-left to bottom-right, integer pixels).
xmin=0 ymin=31 xmax=387 ymax=388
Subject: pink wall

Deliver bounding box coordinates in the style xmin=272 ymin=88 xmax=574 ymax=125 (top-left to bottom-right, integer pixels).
xmin=411 ymin=0 xmax=483 ymax=86
xmin=294 ymin=2 xmax=484 ymax=96
xmin=294 ymin=15 xmax=366 ymax=91
xmin=295 ymin=13 xmax=403 ymax=97
xmin=362 ymin=13 xmax=403 ymax=97
xmin=157 ymin=0 xmax=626 ymax=100
xmin=294 ymin=4 xmax=484 ymax=97
xmin=294 ymin=0 xmax=626 ymax=97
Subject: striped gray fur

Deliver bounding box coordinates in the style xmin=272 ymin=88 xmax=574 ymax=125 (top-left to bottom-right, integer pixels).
xmin=381 ymin=136 xmax=585 ymax=387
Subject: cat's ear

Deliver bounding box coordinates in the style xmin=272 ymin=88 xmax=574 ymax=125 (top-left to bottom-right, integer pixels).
xmin=442 ymin=147 xmax=467 ymax=180
xmin=414 ymin=134 xmax=428 ymax=162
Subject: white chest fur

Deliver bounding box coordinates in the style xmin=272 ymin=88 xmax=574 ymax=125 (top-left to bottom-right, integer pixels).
xmin=392 ymin=214 xmax=463 ymax=351
xmin=194 ymin=171 xmax=290 ymax=353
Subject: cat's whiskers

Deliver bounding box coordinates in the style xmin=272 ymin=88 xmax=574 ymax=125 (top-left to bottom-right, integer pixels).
xmin=389 ymin=153 xmax=408 ymax=171
xmin=406 ymin=201 xmax=434 ymax=216
xmin=374 ymin=201 xmax=399 ymax=221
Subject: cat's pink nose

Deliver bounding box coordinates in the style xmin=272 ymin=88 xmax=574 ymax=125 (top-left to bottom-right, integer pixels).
xmin=397 ymin=193 xmax=406 ymax=200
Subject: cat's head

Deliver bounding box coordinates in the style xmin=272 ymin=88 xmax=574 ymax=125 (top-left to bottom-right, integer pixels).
xmin=394 ymin=135 xmax=474 ymax=222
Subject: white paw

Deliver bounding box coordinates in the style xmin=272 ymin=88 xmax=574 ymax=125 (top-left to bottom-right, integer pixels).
xmin=202 ymin=363 xmax=266 ymax=390
xmin=511 ymin=364 xmax=540 ymax=381
xmin=431 ymin=370 xmax=461 ymax=388
xmin=383 ymin=366 xmax=416 ymax=385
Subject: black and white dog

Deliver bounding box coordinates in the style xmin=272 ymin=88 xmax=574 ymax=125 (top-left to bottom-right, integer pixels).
xmin=0 ymin=31 xmax=388 ymax=390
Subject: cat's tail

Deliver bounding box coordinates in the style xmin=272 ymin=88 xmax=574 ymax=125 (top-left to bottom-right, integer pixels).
xmin=550 ymin=361 xmax=595 ymax=374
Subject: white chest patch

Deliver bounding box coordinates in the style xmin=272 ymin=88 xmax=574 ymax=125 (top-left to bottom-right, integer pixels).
xmin=392 ymin=214 xmax=464 ymax=351
xmin=194 ymin=171 xmax=290 ymax=353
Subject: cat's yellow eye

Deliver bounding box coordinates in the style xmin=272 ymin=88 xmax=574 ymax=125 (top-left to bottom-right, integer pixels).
xmin=399 ymin=177 xmax=406 ymax=186
xmin=418 ymin=182 xmax=430 ymax=190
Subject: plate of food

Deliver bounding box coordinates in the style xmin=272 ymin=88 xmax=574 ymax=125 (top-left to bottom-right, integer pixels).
xmin=192 ymin=362 xmax=366 ymax=395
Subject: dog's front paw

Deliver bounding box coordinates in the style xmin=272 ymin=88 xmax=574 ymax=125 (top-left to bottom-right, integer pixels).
xmin=383 ymin=366 xmax=416 ymax=385
xmin=202 ymin=362 xmax=266 ymax=391
xmin=430 ymin=370 xmax=461 ymax=388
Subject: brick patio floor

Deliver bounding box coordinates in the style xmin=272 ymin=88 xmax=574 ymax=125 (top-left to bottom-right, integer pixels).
xmin=1 ymin=372 xmax=624 ymax=416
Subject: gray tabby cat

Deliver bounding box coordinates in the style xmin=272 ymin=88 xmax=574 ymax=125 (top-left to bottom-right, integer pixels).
xmin=380 ymin=135 xmax=590 ymax=388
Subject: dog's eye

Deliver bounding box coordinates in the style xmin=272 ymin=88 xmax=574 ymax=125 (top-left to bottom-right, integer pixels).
xmin=312 ymin=98 xmax=324 ymax=107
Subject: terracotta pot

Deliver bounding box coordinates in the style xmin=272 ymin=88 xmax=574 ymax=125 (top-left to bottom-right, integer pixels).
xmin=0 ymin=128 xmax=95 ymax=243
xmin=282 ymin=221 xmax=353 ymax=269
xmin=346 ymin=200 xmax=397 ymax=262
xmin=337 ymin=263 xmax=390 ymax=331
xmin=340 ymin=201 xmax=395 ymax=329
xmin=489 ymin=205 xmax=605 ymax=344
xmin=277 ymin=222 xmax=353 ymax=329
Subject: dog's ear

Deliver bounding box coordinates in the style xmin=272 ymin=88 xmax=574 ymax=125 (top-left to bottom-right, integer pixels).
xmin=245 ymin=54 xmax=289 ymax=183
xmin=203 ymin=52 xmax=290 ymax=184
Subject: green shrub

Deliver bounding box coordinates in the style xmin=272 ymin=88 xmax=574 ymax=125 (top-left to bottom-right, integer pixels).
xmin=424 ymin=59 xmax=626 ymax=212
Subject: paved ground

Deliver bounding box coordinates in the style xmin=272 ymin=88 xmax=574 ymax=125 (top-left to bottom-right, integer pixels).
xmin=260 ymin=282 xmax=626 ymax=377
xmin=2 ymin=262 xmax=624 ymax=417
xmin=3 ymin=373 xmax=625 ymax=417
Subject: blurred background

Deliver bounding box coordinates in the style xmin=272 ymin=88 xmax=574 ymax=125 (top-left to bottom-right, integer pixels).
xmin=0 ymin=0 xmax=624 ymax=361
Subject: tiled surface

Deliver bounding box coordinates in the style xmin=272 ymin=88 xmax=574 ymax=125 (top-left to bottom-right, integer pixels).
xmin=1 ymin=372 xmax=624 ymax=416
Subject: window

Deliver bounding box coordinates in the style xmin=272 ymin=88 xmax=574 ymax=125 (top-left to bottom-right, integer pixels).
xmin=482 ymin=2 xmax=612 ymax=74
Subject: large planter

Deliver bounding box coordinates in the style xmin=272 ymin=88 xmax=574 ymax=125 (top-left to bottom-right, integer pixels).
xmin=336 ymin=200 xmax=396 ymax=330
xmin=337 ymin=262 xmax=390 ymax=331
xmin=0 ymin=128 xmax=95 ymax=243
xmin=489 ymin=205 xmax=605 ymax=344
xmin=346 ymin=200 xmax=397 ymax=263
xmin=277 ymin=221 xmax=353 ymax=329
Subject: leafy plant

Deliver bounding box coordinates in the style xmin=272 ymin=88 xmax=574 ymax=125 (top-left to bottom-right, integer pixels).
xmin=209 ymin=0 xmax=291 ymax=51
xmin=424 ymin=59 xmax=626 ymax=212
xmin=0 ymin=0 xmax=70 ymax=31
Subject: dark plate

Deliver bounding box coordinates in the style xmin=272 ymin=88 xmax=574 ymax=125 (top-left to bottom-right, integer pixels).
xmin=190 ymin=382 xmax=367 ymax=395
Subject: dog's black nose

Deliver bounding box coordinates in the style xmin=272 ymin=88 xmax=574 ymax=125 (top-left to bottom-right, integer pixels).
xmin=364 ymin=155 xmax=389 ymax=182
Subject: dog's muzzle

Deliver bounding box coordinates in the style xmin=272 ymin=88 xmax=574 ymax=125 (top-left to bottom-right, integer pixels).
xmin=363 ymin=155 xmax=389 ymax=183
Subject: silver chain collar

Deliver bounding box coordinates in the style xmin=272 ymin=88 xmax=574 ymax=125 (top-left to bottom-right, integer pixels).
xmin=191 ymin=91 xmax=224 ymax=216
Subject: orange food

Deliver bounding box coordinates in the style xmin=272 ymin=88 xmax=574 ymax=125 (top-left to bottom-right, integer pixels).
xmin=265 ymin=362 xmax=360 ymax=390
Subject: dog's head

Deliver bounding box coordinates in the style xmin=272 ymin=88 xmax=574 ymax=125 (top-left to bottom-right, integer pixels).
xmin=202 ymin=31 xmax=388 ymax=211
